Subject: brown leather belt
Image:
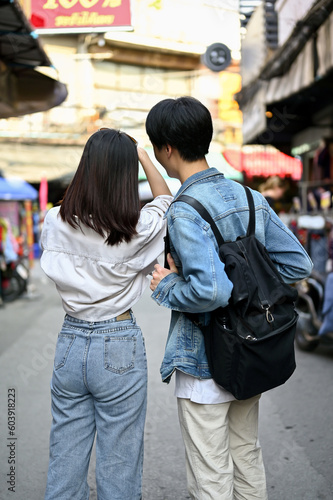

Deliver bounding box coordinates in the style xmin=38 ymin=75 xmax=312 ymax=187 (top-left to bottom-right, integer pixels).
xmin=115 ymin=310 xmax=131 ymax=321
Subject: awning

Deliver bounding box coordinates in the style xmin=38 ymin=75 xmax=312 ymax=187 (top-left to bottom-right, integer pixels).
xmin=0 ymin=0 xmax=68 ymax=118
xmin=223 ymin=147 xmax=303 ymax=180
xmin=0 ymin=176 xmax=38 ymax=200
xmin=236 ymin=1 xmax=333 ymax=152
xmin=240 ymin=66 xmax=333 ymax=153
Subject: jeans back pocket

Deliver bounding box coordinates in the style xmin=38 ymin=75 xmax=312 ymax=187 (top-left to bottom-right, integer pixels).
xmin=104 ymin=337 xmax=136 ymax=374
xmin=54 ymin=334 xmax=76 ymax=370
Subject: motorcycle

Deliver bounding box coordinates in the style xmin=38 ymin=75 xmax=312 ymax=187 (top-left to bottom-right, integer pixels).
xmin=1 ymin=257 xmax=29 ymax=303
xmin=290 ymin=211 xmax=333 ymax=351
xmin=295 ymin=269 xmax=333 ymax=351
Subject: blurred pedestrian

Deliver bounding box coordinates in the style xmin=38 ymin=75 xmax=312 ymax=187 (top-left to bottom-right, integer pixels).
xmin=315 ymin=138 xmax=333 ymax=180
xmin=258 ymin=175 xmax=287 ymax=209
xmin=146 ymin=96 xmax=313 ymax=500
xmin=40 ymin=128 xmax=172 ymax=500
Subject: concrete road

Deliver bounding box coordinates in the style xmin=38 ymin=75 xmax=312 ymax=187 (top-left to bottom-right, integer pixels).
xmin=0 ymin=260 xmax=332 ymax=500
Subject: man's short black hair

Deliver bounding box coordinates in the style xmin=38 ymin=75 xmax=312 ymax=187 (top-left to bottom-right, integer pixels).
xmin=145 ymin=96 xmax=213 ymax=162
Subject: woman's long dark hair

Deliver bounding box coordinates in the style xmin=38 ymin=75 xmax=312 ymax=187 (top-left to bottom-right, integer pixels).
xmin=59 ymin=129 xmax=140 ymax=246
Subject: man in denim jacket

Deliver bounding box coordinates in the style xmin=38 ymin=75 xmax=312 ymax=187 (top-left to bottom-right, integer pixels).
xmin=147 ymin=96 xmax=313 ymax=500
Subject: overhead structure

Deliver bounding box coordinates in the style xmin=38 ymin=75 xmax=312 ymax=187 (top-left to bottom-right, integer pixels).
xmin=236 ymin=0 xmax=333 ymax=155
xmin=0 ymin=176 xmax=38 ymax=200
xmin=0 ymin=0 xmax=68 ymax=118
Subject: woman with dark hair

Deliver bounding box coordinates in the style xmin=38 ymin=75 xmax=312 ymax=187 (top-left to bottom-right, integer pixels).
xmin=40 ymin=128 xmax=172 ymax=500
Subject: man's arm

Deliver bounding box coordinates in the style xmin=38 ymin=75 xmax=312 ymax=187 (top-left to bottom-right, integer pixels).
xmin=150 ymin=215 xmax=233 ymax=312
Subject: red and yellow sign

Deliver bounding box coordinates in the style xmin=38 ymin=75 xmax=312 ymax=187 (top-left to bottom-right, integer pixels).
xmin=29 ymin=0 xmax=132 ymax=32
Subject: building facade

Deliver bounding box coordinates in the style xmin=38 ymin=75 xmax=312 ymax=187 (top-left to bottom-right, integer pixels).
xmin=237 ymin=0 xmax=333 ymax=211
xmin=1 ymin=0 xmax=243 ymax=193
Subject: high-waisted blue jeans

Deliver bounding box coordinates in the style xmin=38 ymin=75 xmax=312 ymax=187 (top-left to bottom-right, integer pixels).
xmin=44 ymin=312 xmax=147 ymax=500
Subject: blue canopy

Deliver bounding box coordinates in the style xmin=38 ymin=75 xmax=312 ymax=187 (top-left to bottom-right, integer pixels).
xmin=0 ymin=177 xmax=38 ymax=201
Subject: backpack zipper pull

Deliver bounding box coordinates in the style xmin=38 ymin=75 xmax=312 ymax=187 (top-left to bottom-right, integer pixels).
xmin=262 ymin=303 xmax=274 ymax=323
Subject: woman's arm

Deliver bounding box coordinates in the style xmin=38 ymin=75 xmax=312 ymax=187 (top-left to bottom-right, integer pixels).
xmin=138 ymin=147 xmax=172 ymax=198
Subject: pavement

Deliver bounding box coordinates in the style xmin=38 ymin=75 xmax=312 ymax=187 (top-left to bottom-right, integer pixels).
xmin=0 ymin=259 xmax=189 ymax=500
xmin=1 ymin=260 xmax=333 ymax=500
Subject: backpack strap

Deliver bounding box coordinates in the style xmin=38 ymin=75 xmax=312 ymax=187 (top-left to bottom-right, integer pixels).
xmin=164 ymin=186 xmax=256 ymax=326
xmin=244 ymin=186 xmax=255 ymax=236
xmin=175 ymin=186 xmax=256 ymax=243
xmin=176 ymin=194 xmax=224 ymax=245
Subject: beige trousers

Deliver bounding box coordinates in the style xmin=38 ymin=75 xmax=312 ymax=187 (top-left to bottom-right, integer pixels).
xmin=177 ymin=395 xmax=268 ymax=500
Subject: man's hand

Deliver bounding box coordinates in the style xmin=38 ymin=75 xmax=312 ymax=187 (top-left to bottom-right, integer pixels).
xmin=150 ymin=253 xmax=178 ymax=291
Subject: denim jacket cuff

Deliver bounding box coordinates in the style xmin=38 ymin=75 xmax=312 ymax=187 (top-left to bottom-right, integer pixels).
xmin=151 ymin=273 xmax=183 ymax=307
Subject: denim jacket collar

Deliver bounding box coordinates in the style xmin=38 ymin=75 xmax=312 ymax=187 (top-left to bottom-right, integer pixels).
xmin=164 ymin=167 xmax=222 ymax=218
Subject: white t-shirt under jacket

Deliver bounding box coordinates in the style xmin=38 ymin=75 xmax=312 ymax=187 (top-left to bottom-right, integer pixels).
xmin=40 ymin=195 xmax=173 ymax=322
xmin=175 ymin=370 xmax=236 ymax=403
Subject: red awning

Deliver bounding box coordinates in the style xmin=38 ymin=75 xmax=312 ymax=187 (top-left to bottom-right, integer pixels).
xmin=222 ymin=147 xmax=302 ymax=180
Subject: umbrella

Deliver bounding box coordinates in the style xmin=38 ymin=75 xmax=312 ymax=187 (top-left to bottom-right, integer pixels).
xmin=0 ymin=177 xmax=38 ymax=200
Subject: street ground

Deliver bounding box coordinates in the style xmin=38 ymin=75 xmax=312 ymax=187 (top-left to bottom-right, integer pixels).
xmin=0 ymin=260 xmax=332 ymax=500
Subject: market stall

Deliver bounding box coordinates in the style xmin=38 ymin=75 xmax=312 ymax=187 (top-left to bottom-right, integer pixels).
xmin=0 ymin=176 xmax=38 ymax=303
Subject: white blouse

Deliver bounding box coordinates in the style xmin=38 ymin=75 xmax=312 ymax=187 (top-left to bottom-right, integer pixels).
xmin=40 ymin=195 xmax=173 ymax=322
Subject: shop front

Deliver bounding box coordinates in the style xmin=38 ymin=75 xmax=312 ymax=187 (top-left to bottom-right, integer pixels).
xmin=0 ymin=176 xmax=38 ymax=303
xmin=237 ymin=0 xmax=333 ymax=275
xmin=235 ymin=1 xmax=333 ymax=352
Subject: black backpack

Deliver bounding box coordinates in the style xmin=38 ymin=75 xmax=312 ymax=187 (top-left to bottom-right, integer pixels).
xmin=167 ymin=186 xmax=299 ymax=400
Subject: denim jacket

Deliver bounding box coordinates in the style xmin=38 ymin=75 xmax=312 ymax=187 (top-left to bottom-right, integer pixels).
xmin=151 ymin=168 xmax=313 ymax=383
